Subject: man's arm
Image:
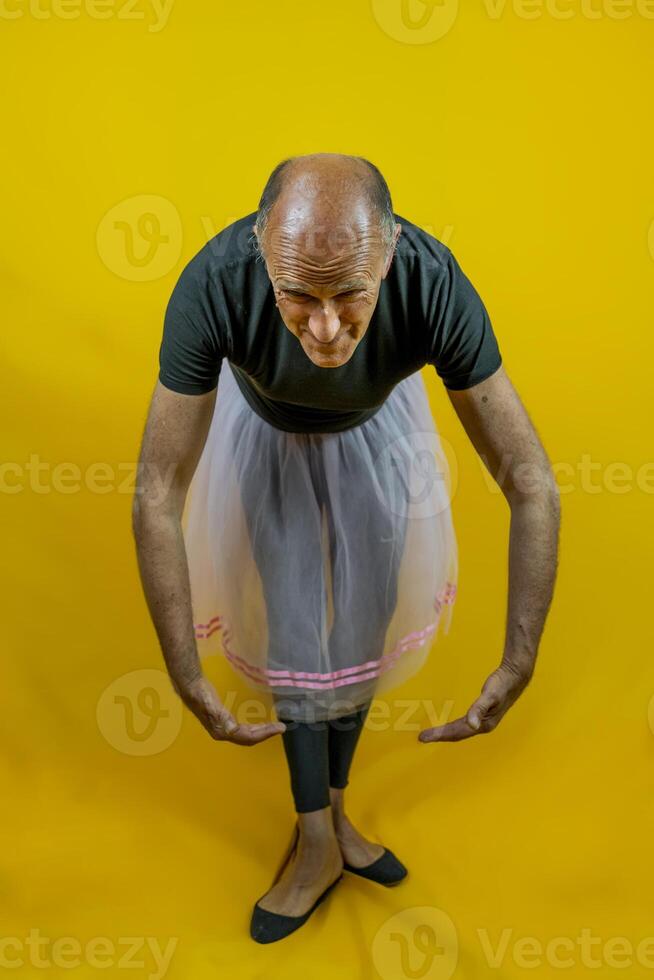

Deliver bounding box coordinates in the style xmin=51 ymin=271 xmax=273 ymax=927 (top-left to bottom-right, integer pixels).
xmin=132 ymin=380 xmax=285 ymax=745
xmin=419 ymin=365 xmax=561 ymax=742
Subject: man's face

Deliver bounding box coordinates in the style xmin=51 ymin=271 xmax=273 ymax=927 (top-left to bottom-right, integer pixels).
xmin=256 ymin=215 xmax=400 ymax=369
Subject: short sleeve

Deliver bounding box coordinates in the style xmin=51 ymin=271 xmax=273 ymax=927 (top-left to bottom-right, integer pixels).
xmin=158 ymin=262 xmax=222 ymax=395
xmin=427 ymin=250 xmax=502 ymax=390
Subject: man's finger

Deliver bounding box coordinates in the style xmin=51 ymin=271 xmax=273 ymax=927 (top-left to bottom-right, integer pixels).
xmin=466 ymin=692 xmax=498 ymax=730
xmin=218 ymin=711 xmax=239 ymax=736
xmin=246 ymin=722 xmax=287 ymax=741
xmin=229 ymin=722 xmax=287 ymax=745
xmin=418 ymin=716 xmax=477 ymax=743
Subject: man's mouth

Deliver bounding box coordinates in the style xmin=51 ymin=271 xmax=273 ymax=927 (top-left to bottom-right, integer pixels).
xmin=303 ymin=330 xmax=347 ymax=349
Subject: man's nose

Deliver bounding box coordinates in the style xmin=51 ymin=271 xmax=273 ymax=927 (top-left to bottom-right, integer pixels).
xmin=307 ymin=303 xmax=340 ymax=343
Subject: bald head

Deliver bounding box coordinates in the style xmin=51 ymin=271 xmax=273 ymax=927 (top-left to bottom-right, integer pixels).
xmin=255 ymin=153 xmax=397 ymax=261
xmin=253 ymin=153 xmax=402 ymax=370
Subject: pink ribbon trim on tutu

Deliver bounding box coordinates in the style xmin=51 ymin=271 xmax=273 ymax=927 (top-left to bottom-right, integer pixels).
xmin=193 ymin=582 xmax=457 ymax=691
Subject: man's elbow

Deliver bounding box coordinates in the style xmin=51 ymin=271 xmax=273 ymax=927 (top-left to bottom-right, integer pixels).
xmin=506 ymin=462 xmax=561 ymax=514
xmin=131 ymin=479 xmax=186 ymax=542
xmin=131 ymin=493 xmax=146 ymax=540
xmin=131 ymin=492 xmax=153 ymax=544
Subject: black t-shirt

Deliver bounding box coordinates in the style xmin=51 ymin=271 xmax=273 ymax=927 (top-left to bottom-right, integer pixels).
xmin=158 ymin=211 xmax=502 ymax=433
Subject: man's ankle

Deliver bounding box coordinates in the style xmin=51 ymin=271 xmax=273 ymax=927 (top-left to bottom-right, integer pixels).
xmin=297 ymin=805 xmax=337 ymax=842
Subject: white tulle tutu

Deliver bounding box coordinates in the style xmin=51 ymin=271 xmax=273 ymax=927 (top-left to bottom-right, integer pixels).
xmin=182 ymin=360 xmax=458 ymax=722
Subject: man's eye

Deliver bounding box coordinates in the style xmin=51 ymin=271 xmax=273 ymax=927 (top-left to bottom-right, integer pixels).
xmin=280 ymin=291 xmax=310 ymax=301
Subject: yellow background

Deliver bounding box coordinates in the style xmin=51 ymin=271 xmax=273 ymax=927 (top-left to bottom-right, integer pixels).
xmin=2 ymin=1 xmax=653 ymax=977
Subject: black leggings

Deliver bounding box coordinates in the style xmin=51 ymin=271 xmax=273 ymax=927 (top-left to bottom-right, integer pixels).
xmin=275 ymin=701 xmax=372 ymax=813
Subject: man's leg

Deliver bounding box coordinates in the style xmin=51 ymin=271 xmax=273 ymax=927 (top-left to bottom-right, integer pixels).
xmin=232 ymin=428 xmax=326 ymax=681
xmin=324 ymin=700 xmax=386 ymax=868
xmin=328 ymin=700 xmax=371 ymax=792
xmin=320 ymin=433 xmax=410 ymax=866
xmin=276 ymin=712 xmax=331 ymax=814
xmin=323 ymin=437 xmax=410 ymax=688
xmin=257 ymin=703 xmax=343 ymax=916
xmin=230 ymin=431 xmax=341 ymax=916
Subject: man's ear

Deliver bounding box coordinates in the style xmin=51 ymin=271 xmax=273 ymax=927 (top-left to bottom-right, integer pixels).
xmin=382 ymin=223 xmax=402 ymax=277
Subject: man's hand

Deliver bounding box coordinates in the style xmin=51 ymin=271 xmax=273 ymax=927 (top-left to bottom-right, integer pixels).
xmin=418 ymin=661 xmax=533 ymax=743
xmin=176 ymin=675 xmax=287 ymax=745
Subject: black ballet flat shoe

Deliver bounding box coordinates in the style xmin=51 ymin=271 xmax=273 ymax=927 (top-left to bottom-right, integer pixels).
xmin=250 ymin=821 xmax=343 ymax=944
xmin=250 ymin=873 xmax=343 ymax=944
xmin=342 ymin=848 xmax=408 ymax=886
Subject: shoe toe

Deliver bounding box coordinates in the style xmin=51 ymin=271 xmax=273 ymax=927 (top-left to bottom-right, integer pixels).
xmin=376 ymin=848 xmax=408 ymax=884
xmin=250 ymin=875 xmax=342 ymax=943
xmin=250 ymin=904 xmax=301 ymax=944
xmin=343 ymin=848 xmax=408 ymax=885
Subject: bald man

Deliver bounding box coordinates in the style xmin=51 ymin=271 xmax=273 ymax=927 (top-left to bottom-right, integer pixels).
xmin=132 ymin=154 xmax=560 ymax=942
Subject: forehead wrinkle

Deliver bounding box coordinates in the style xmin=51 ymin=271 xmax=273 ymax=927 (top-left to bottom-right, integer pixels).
xmin=276 ymin=277 xmax=369 ymax=293
xmin=266 ymin=222 xmax=382 ymax=261
xmin=276 ymin=251 xmax=377 ymax=273
xmin=267 ymin=218 xmax=384 ymax=289
xmin=272 ymin=225 xmax=381 ymax=247
xmin=271 ymin=257 xmax=377 ymax=287
xmin=270 ymin=242 xmax=381 ymax=275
